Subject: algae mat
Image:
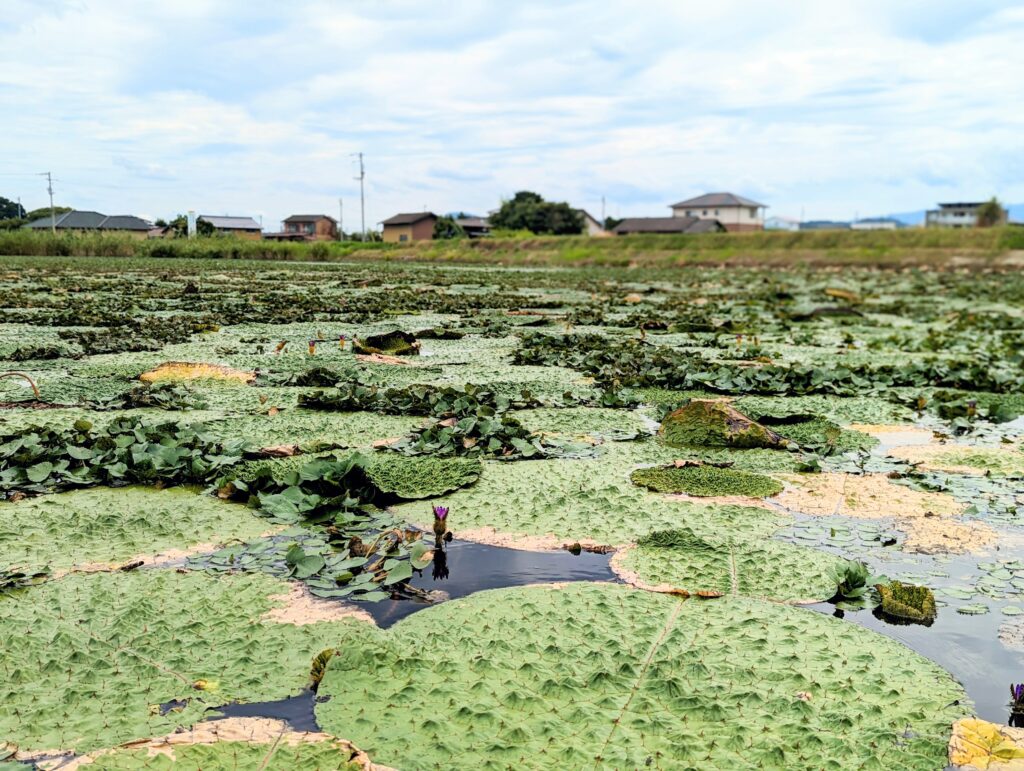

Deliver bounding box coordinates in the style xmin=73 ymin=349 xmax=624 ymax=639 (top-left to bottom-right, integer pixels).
xmin=316 ymin=583 xmax=966 ymax=770
xmin=0 ymin=571 xmax=365 ymax=753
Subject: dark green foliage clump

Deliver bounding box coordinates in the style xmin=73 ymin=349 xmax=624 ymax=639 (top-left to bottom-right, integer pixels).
xmin=89 ymin=382 xmax=208 ymax=411
xmin=299 ymin=382 xmax=542 ymax=417
xmin=366 ymin=456 xmax=482 ymax=499
xmin=352 ymin=330 xmax=420 ymax=356
xmin=630 ymin=464 xmax=783 ymax=498
xmin=7 ymin=344 xmax=67 ymax=361
xmin=414 ymin=326 xmax=465 ymax=340
xmin=877 ymin=581 xmax=937 ymax=623
xmin=0 ymin=417 xmax=245 ymax=497
xmin=660 ymin=400 xmax=787 ymax=450
xmin=219 ymin=454 xmax=378 ymax=525
xmin=755 ymin=414 xmax=875 ymax=454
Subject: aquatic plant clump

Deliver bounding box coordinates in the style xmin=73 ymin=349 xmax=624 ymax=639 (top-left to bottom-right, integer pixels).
xmin=316 ymin=583 xmax=967 ymax=770
xmin=365 ymin=455 xmax=482 ymax=499
xmin=877 ymin=581 xmax=937 ymax=623
xmin=659 ymin=400 xmax=788 ymax=450
xmin=630 ymin=463 xmax=783 ymax=498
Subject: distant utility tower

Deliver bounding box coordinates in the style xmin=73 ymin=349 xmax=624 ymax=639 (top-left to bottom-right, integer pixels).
xmin=39 ymin=171 xmax=55 ymax=233
xmin=352 ymin=152 xmax=365 ymax=237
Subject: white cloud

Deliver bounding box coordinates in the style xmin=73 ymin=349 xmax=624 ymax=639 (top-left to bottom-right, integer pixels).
xmin=1 ymin=0 xmax=1022 ymax=226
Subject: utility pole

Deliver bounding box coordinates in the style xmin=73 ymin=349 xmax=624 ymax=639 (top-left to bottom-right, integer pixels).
xmin=352 ymin=152 xmax=365 ymax=238
xmin=40 ymin=171 xmax=55 ymax=233
xmin=338 ymin=197 xmax=343 ymax=240
xmin=601 ymin=196 xmax=606 ymax=223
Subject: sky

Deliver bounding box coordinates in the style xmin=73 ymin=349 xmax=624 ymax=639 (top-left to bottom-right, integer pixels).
xmin=2 ymin=0 xmax=1024 ymax=229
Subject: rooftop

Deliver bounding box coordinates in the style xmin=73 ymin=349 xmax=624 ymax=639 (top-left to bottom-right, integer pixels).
xmin=283 ymin=214 xmax=337 ymax=224
xmin=670 ymin=192 xmax=767 ymax=209
xmin=381 ymin=212 xmax=437 ymax=226
xmin=612 ymin=216 xmax=722 ymax=235
xmin=198 ymin=215 xmax=261 ymax=230
xmin=25 ymin=210 xmax=151 ymax=231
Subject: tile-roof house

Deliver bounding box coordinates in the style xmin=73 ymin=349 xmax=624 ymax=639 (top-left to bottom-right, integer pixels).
xmin=612 ymin=216 xmax=725 ymax=236
xmin=381 ymin=212 xmax=437 ymax=243
xmin=265 ymin=214 xmax=339 ymax=242
xmin=198 ymin=215 xmax=263 ymax=240
xmin=24 ymin=210 xmax=152 ymax=238
xmin=670 ymin=193 xmax=767 ymax=232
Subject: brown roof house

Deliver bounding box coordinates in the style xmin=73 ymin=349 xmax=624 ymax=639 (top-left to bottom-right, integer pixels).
xmin=613 ymin=216 xmax=725 ymax=236
xmin=265 ymin=214 xmax=339 ymax=241
xmin=669 ymin=193 xmax=767 ymax=232
xmin=381 ymin=212 xmax=437 ymax=243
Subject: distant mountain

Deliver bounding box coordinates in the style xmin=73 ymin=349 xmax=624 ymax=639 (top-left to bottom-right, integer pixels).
xmin=883 ymin=203 xmax=1024 ymax=226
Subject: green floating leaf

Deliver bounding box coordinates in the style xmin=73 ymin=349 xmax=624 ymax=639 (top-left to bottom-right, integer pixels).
xmin=957 ymin=603 xmax=990 ymax=616
xmin=316 ymin=583 xmax=966 ymax=770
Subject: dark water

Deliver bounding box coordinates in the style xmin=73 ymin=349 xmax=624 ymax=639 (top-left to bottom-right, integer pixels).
xmin=360 ymin=538 xmax=618 ymax=628
xmin=194 ymin=541 xmax=616 ymax=732
xmin=810 ymin=598 xmax=1023 ymax=724
xmin=206 ymin=688 xmax=322 ymax=732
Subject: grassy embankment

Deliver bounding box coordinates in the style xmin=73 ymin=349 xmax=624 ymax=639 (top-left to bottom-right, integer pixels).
xmin=1 ymin=226 xmax=1023 ymax=268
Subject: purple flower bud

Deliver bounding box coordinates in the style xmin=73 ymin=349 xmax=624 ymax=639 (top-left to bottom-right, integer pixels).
xmin=432 ymin=505 xmax=448 ymax=521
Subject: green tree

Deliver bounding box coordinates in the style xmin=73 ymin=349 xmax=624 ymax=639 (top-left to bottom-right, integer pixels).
xmin=604 ymin=216 xmax=623 ymax=231
xmin=490 ymin=191 xmax=583 ymax=235
xmin=24 ymin=206 xmax=71 ymax=223
xmin=0 ymin=196 xmax=25 ymax=220
xmin=163 ymin=214 xmax=214 ymax=237
xmin=976 ymin=197 xmax=1006 ymax=228
xmin=433 ymin=215 xmax=467 ymax=240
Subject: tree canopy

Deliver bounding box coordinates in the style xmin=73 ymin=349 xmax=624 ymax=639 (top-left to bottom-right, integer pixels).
xmin=976 ymin=197 xmax=1006 ymax=228
xmin=490 ymin=191 xmax=583 ymax=235
xmin=433 ymin=215 xmax=467 ymax=240
xmin=0 ymin=196 xmax=26 ymax=220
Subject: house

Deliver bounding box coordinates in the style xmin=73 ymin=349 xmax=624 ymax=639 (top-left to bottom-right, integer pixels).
xmin=612 ymin=216 xmax=725 ymax=236
xmin=799 ymin=220 xmax=850 ymax=231
xmin=669 ymin=193 xmax=767 ymax=232
xmin=198 ymin=215 xmax=262 ymax=239
xmin=575 ymin=209 xmax=607 ymax=236
xmin=850 ymin=217 xmax=903 ymax=231
xmin=925 ymin=202 xmax=1007 ymax=228
xmin=454 ymin=216 xmax=491 ymax=238
xmin=765 ymin=216 xmax=800 ymax=232
xmin=24 ymin=210 xmax=152 ymax=239
xmin=381 ymin=212 xmax=437 ymax=243
xmin=264 ymin=214 xmax=338 ymax=242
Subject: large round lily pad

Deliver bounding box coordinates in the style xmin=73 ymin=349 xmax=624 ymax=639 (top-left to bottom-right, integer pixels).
xmin=0 ymin=486 xmax=269 ymax=574
xmin=0 ymin=571 xmax=364 ymax=753
xmin=316 ymin=583 xmax=966 ymax=770
xmin=618 ymin=528 xmax=844 ymax=602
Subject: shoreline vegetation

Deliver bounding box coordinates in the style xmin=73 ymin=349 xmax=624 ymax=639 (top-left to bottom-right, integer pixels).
xmin=1 ymin=227 xmax=1024 ymax=268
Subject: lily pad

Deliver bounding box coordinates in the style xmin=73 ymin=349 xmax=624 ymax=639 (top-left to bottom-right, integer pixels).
xmin=0 ymin=571 xmax=365 ymax=753
xmin=0 ymin=486 xmax=269 ymax=574
xmin=316 ymin=583 xmax=966 ymax=770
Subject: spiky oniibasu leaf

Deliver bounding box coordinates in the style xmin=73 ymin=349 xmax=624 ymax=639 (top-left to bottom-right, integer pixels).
xmin=623 ymin=527 xmax=844 ymax=602
xmin=0 ymin=486 xmax=269 ymax=573
xmin=316 ymin=583 xmax=967 ymax=770
xmin=0 ymin=571 xmax=366 ymax=753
